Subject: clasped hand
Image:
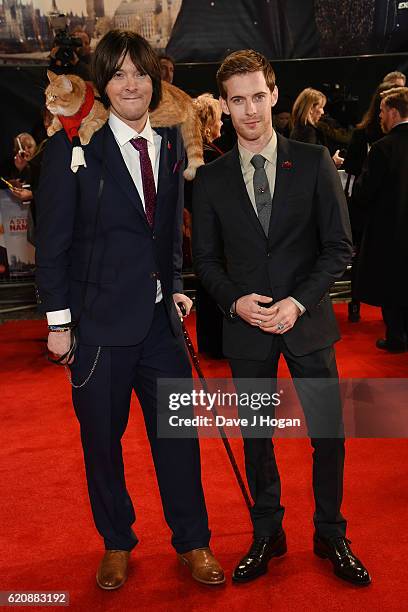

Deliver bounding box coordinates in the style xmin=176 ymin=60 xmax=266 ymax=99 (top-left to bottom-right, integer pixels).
xmin=235 ymin=293 xmax=300 ymax=334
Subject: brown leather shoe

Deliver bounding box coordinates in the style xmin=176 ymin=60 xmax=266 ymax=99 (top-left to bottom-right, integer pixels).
xmin=178 ymin=547 xmax=225 ymax=585
xmin=96 ymin=550 xmax=130 ymax=590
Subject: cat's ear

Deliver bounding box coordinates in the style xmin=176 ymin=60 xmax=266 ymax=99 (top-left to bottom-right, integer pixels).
xmin=58 ymin=75 xmax=73 ymax=93
xmin=47 ymin=70 xmax=58 ymax=83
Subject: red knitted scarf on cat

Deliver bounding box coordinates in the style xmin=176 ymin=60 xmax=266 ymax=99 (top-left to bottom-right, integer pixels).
xmin=58 ymin=83 xmax=95 ymax=143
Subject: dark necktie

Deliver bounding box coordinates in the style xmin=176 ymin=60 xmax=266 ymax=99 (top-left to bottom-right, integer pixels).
xmin=130 ymin=137 xmax=156 ymax=227
xmin=251 ymin=154 xmax=272 ymax=235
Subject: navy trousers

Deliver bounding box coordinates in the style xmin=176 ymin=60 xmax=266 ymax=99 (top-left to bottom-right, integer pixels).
xmin=70 ymin=302 xmax=210 ymax=553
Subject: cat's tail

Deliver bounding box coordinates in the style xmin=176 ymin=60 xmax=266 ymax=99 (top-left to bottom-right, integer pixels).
xmin=180 ymin=106 xmax=204 ymax=181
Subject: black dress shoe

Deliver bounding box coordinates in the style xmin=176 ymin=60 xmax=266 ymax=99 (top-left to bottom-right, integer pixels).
xmin=376 ymin=338 xmax=407 ymax=353
xmin=314 ymin=535 xmax=371 ymax=586
xmin=232 ymin=531 xmax=287 ymax=583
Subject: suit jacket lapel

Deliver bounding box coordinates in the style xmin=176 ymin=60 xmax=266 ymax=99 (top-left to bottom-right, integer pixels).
xmin=268 ymin=134 xmax=292 ymax=242
xmin=101 ymin=124 xmax=148 ymax=223
xmin=223 ymin=144 xmax=266 ymax=240
xmin=154 ymin=127 xmax=172 ymax=217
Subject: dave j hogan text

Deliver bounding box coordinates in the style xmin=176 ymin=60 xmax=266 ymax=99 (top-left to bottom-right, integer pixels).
xmin=168 ymin=415 xmax=301 ymax=429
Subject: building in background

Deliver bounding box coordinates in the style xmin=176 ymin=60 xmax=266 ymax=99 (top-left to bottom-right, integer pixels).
xmin=113 ymin=0 xmax=181 ymax=50
xmin=0 ymin=0 xmax=181 ymax=57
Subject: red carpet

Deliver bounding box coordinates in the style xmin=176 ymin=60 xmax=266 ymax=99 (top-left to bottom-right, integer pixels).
xmin=1 ymin=304 xmax=407 ymax=611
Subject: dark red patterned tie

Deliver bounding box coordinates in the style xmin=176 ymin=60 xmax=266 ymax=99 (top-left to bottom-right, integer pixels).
xmin=130 ymin=137 xmax=156 ymax=227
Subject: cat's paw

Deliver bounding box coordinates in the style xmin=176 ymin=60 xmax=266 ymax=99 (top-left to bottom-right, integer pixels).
xmin=78 ymin=128 xmax=92 ymax=145
xmin=79 ymin=135 xmax=91 ymax=145
xmin=183 ymin=162 xmax=203 ymax=181
xmin=47 ymin=125 xmax=60 ymax=137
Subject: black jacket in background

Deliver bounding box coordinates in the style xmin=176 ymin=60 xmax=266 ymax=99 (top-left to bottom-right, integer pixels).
xmin=352 ymin=123 xmax=408 ymax=306
xmin=290 ymin=123 xmax=328 ymax=147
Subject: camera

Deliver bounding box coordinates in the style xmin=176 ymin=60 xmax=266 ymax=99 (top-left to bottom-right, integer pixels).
xmin=48 ymin=13 xmax=83 ymax=68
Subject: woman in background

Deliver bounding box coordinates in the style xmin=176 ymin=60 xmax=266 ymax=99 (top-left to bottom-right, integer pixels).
xmin=193 ymin=92 xmax=224 ymax=163
xmin=185 ymin=93 xmax=224 ymax=357
xmin=8 ymin=132 xmax=37 ymax=187
xmin=290 ymin=87 xmax=344 ymax=167
xmin=7 ymin=116 xmax=51 ymax=245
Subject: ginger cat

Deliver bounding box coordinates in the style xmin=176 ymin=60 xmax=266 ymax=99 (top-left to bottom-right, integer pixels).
xmin=150 ymin=81 xmax=204 ymax=180
xmin=45 ymin=71 xmax=108 ymax=145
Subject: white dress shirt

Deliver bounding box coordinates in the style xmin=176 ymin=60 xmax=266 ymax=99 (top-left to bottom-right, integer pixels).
xmin=46 ymin=112 xmax=163 ymax=325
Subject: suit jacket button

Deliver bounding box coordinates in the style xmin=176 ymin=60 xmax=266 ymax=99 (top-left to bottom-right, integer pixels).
xmin=267 ymin=251 xmax=271 ymax=257
xmin=152 ymin=233 xmax=156 ymax=240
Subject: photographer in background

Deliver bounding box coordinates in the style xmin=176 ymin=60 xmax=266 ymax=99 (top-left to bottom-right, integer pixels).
xmin=49 ymin=21 xmax=92 ymax=81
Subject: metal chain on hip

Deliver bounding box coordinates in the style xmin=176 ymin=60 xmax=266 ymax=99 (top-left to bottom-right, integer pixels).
xmin=64 ymin=345 xmax=102 ymax=389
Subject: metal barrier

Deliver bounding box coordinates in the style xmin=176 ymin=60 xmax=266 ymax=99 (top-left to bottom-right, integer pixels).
xmin=0 ymin=267 xmax=352 ymax=318
xmin=0 ymin=277 xmax=36 ymax=315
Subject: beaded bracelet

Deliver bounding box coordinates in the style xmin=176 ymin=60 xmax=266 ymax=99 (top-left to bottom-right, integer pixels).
xmin=48 ymin=324 xmax=74 ymax=332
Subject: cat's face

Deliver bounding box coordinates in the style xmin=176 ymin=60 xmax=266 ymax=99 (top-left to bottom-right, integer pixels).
xmin=45 ymin=73 xmax=84 ymax=117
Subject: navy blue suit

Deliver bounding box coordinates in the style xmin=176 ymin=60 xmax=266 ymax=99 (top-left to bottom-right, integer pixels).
xmin=36 ymin=122 xmax=210 ymax=553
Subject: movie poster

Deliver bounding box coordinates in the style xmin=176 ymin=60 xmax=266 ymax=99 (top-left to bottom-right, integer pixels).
xmin=0 ymin=190 xmax=35 ymax=278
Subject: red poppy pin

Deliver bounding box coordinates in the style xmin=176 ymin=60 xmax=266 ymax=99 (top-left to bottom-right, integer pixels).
xmin=167 ymin=140 xmax=172 ymax=150
xmin=282 ymin=160 xmax=293 ymax=169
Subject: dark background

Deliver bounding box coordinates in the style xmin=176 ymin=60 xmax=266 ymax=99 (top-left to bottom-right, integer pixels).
xmin=168 ymin=0 xmax=408 ymax=61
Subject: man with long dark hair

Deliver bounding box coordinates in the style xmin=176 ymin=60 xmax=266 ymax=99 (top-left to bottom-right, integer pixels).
xmin=36 ymin=30 xmax=224 ymax=590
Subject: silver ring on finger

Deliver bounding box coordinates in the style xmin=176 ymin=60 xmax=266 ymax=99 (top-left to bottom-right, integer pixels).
xmin=257 ymin=320 xmax=262 ymax=326
xmin=277 ymin=322 xmax=285 ymax=331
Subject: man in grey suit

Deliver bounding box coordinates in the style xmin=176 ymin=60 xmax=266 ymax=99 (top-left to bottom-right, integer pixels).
xmin=193 ymin=49 xmax=371 ymax=586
